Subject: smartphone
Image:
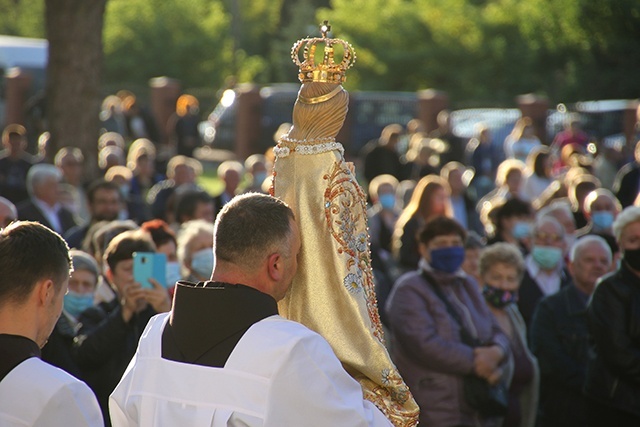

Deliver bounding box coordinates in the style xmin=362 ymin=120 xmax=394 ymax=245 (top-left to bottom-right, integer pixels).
xmin=133 ymin=252 xmax=167 ymax=289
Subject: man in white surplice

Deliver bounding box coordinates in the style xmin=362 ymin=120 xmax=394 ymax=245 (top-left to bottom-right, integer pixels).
xmin=0 ymin=221 xmax=103 ymax=427
xmin=109 ymin=193 xmax=391 ymax=427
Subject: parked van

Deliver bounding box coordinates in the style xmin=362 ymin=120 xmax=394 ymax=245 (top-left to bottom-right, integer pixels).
xmin=0 ymin=35 xmax=48 ymax=127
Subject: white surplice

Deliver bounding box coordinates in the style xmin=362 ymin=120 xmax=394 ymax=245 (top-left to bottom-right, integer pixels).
xmin=110 ymin=313 xmax=391 ymax=427
xmin=0 ymin=357 xmax=103 ymax=427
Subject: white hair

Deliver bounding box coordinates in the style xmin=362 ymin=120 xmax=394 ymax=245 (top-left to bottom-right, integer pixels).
xmin=613 ymin=206 xmax=640 ymax=243
xmin=176 ymin=219 xmax=214 ymax=276
xmin=537 ymin=200 xmax=574 ymax=223
xmin=26 ymin=164 xmax=61 ymax=196
xmin=533 ymin=215 xmax=565 ymax=238
xmin=569 ymin=235 xmax=612 ymax=263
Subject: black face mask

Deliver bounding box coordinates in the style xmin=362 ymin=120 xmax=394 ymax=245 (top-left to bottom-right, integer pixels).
xmin=624 ymin=247 xmax=640 ymax=271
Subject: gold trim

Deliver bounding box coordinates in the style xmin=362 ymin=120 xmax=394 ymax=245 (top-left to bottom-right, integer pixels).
xmin=298 ymin=86 xmax=344 ymax=105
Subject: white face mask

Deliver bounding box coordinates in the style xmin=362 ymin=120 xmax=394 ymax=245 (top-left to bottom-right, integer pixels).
xmin=165 ymin=261 xmax=181 ymax=287
xmin=190 ymin=248 xmax=214 ymax=280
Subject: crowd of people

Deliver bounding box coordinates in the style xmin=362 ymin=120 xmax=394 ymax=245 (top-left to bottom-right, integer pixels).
xmin=363 ymin=109 xmax=640 ymax=426
xmin=0 ymin=89 xmax=640 ymax=427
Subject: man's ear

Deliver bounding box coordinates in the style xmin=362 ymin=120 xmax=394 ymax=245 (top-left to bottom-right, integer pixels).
xmin=35 ymin=279 xmax=56 ymax=307
xmin=266 ymin=253 xmax=284 ymax=282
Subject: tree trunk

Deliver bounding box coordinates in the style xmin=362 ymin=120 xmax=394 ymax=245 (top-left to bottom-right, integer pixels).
xmin=45 ymin=0 xmax=106 ymax=182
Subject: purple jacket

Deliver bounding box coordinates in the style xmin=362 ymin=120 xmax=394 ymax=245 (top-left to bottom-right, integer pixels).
xmin=386 ymin=265 xmax=511 ymax=427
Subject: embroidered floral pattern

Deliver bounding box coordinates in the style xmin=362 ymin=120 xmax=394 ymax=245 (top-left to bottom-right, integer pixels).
xmin=323 ymin=161 xmax=384 ymax=342
xmin=362 ymin=373 xmax=419 ymax=427
xmin=344 ymin=272 xmax=363 ymax=294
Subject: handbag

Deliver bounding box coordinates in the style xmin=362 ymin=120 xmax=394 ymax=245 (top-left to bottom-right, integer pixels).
xmin=421 ymin=270 xmax=508 ymax=417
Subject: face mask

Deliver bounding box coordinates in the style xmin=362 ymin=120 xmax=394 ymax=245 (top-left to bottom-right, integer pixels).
xmin=253 ymin=172 xmax=267 ymax=186
xmin=623 ymin=247 xmax=640 ymax=271
xmin=165 ymin=261 xmax=182 ymax=287
xmin=191 ymin=248 xmax=214 ymax=279
xmin=482 ymin=284 xmax=518 ymax=308
xmin=64 ymin=291 xmax=94 ymax=318
xmin=379 ymin=193 xmax=396 ymax=210
xmin=592 ymin=211 xmax=614 ymax=230
xmin=512 ymin=221 xmax=531 ymax=240
xmin=532 ymin=245 xmax=563 ymax=270
xmin=429 ymin=246 xmax=465 ymax=273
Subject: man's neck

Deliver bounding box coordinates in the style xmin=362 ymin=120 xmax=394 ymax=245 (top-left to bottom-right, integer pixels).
xmin=211 ymin=264 xmax=272 ymax=299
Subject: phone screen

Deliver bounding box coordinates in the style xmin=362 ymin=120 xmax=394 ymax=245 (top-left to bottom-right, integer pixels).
xmin=133 ymin=252 xmax=167 ymax=289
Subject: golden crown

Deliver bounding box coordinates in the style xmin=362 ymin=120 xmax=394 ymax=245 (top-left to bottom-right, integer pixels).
xmin=291 ymin=21 xmax=356 ymax=84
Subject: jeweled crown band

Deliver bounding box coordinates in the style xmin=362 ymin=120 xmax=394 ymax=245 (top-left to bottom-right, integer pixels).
xmin=298 ymin=86 xmax=344 ymax=105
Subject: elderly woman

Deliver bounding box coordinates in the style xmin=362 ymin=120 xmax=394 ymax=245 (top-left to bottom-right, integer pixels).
xmin=41 ymin=249 xmax=100 ymax=378
xmin=176 ymin=219 xmax=214 ymax=282
xmin=480 ymin=243 xmax=539 ymax=427
xmin=386 ymin=216 xmax=511 ymax=426
xmin=584 ymin=206 xmax=640 ymax=426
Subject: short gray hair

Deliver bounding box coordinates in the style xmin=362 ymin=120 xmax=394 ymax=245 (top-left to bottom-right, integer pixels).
xmin=569 ymin=235 xmax=612 ymax=263
xmin=26 ymin=164 xmax=61 ymax=196
xmin=533 ymin=215 xmax=565 ymax=238
xmin=479 ymin=242 xmax=525 ymax=280
xmin=214 ymin=193 xmax=294 ymax=270
xmin=613 ymin=206 xmax=640 ymax=243
xmin=537 ymin=200 xmax=573 ymax=223
xmin=177 ymin=219 xmax=214 ymax=267
xmin=70 ymin=249 xmax=100 ymax=280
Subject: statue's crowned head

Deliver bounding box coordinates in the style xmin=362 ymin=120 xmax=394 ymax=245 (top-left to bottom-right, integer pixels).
xmin=284 ymin=22 xmax=356 ymax=143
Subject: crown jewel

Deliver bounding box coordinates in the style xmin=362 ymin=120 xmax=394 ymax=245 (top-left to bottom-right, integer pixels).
xmin=291 ymin=21 xmax=356 ymax=84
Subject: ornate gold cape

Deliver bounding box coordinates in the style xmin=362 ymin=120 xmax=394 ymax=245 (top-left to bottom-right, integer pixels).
xmin=273 ymin=136 xmax=420 ymax=426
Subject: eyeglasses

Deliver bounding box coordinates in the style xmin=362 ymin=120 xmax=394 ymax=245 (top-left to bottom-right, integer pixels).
xmin=534 ymin=232 xmax=563 ymax=244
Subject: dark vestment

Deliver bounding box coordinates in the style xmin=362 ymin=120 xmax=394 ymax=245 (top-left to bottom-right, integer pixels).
xmin=0 ymin=334 xmax=40 ymax=382
xmin=162 ymin=281 xmax=278 ymax=368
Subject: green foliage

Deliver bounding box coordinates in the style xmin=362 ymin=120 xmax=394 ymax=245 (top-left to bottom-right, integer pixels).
xmin=104 ymin=0 xmax=231 ymax=87
xmin=3 ymin=0 xmax=639 ymax=104
xmin=0 ymin=0 xmax=45 ymax=37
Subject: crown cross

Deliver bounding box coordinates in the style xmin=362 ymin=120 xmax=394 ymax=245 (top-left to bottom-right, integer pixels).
xmin=291 ymin=21 xmax=356 ymax=84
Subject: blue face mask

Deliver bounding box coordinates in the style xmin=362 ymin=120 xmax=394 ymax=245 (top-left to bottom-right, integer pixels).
xmin=191 ymin=248 xmax=214 ymax=280
xmin=512 ymin=221 xmax=531 ymax=240
xmin=532 ymin=245 xmax=563 ymax=270
xmin=165 ymin=261 xmax=182 ymax=287
xmin=378 ymin=193 xmax=396 ymax=210
xmin=429 ymin=246 xmax=465 ymax=273
xmin=64 ymin=291 xmax=94 ymax=319
xmin=592 ymin=211 xmax=614 ymax=230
